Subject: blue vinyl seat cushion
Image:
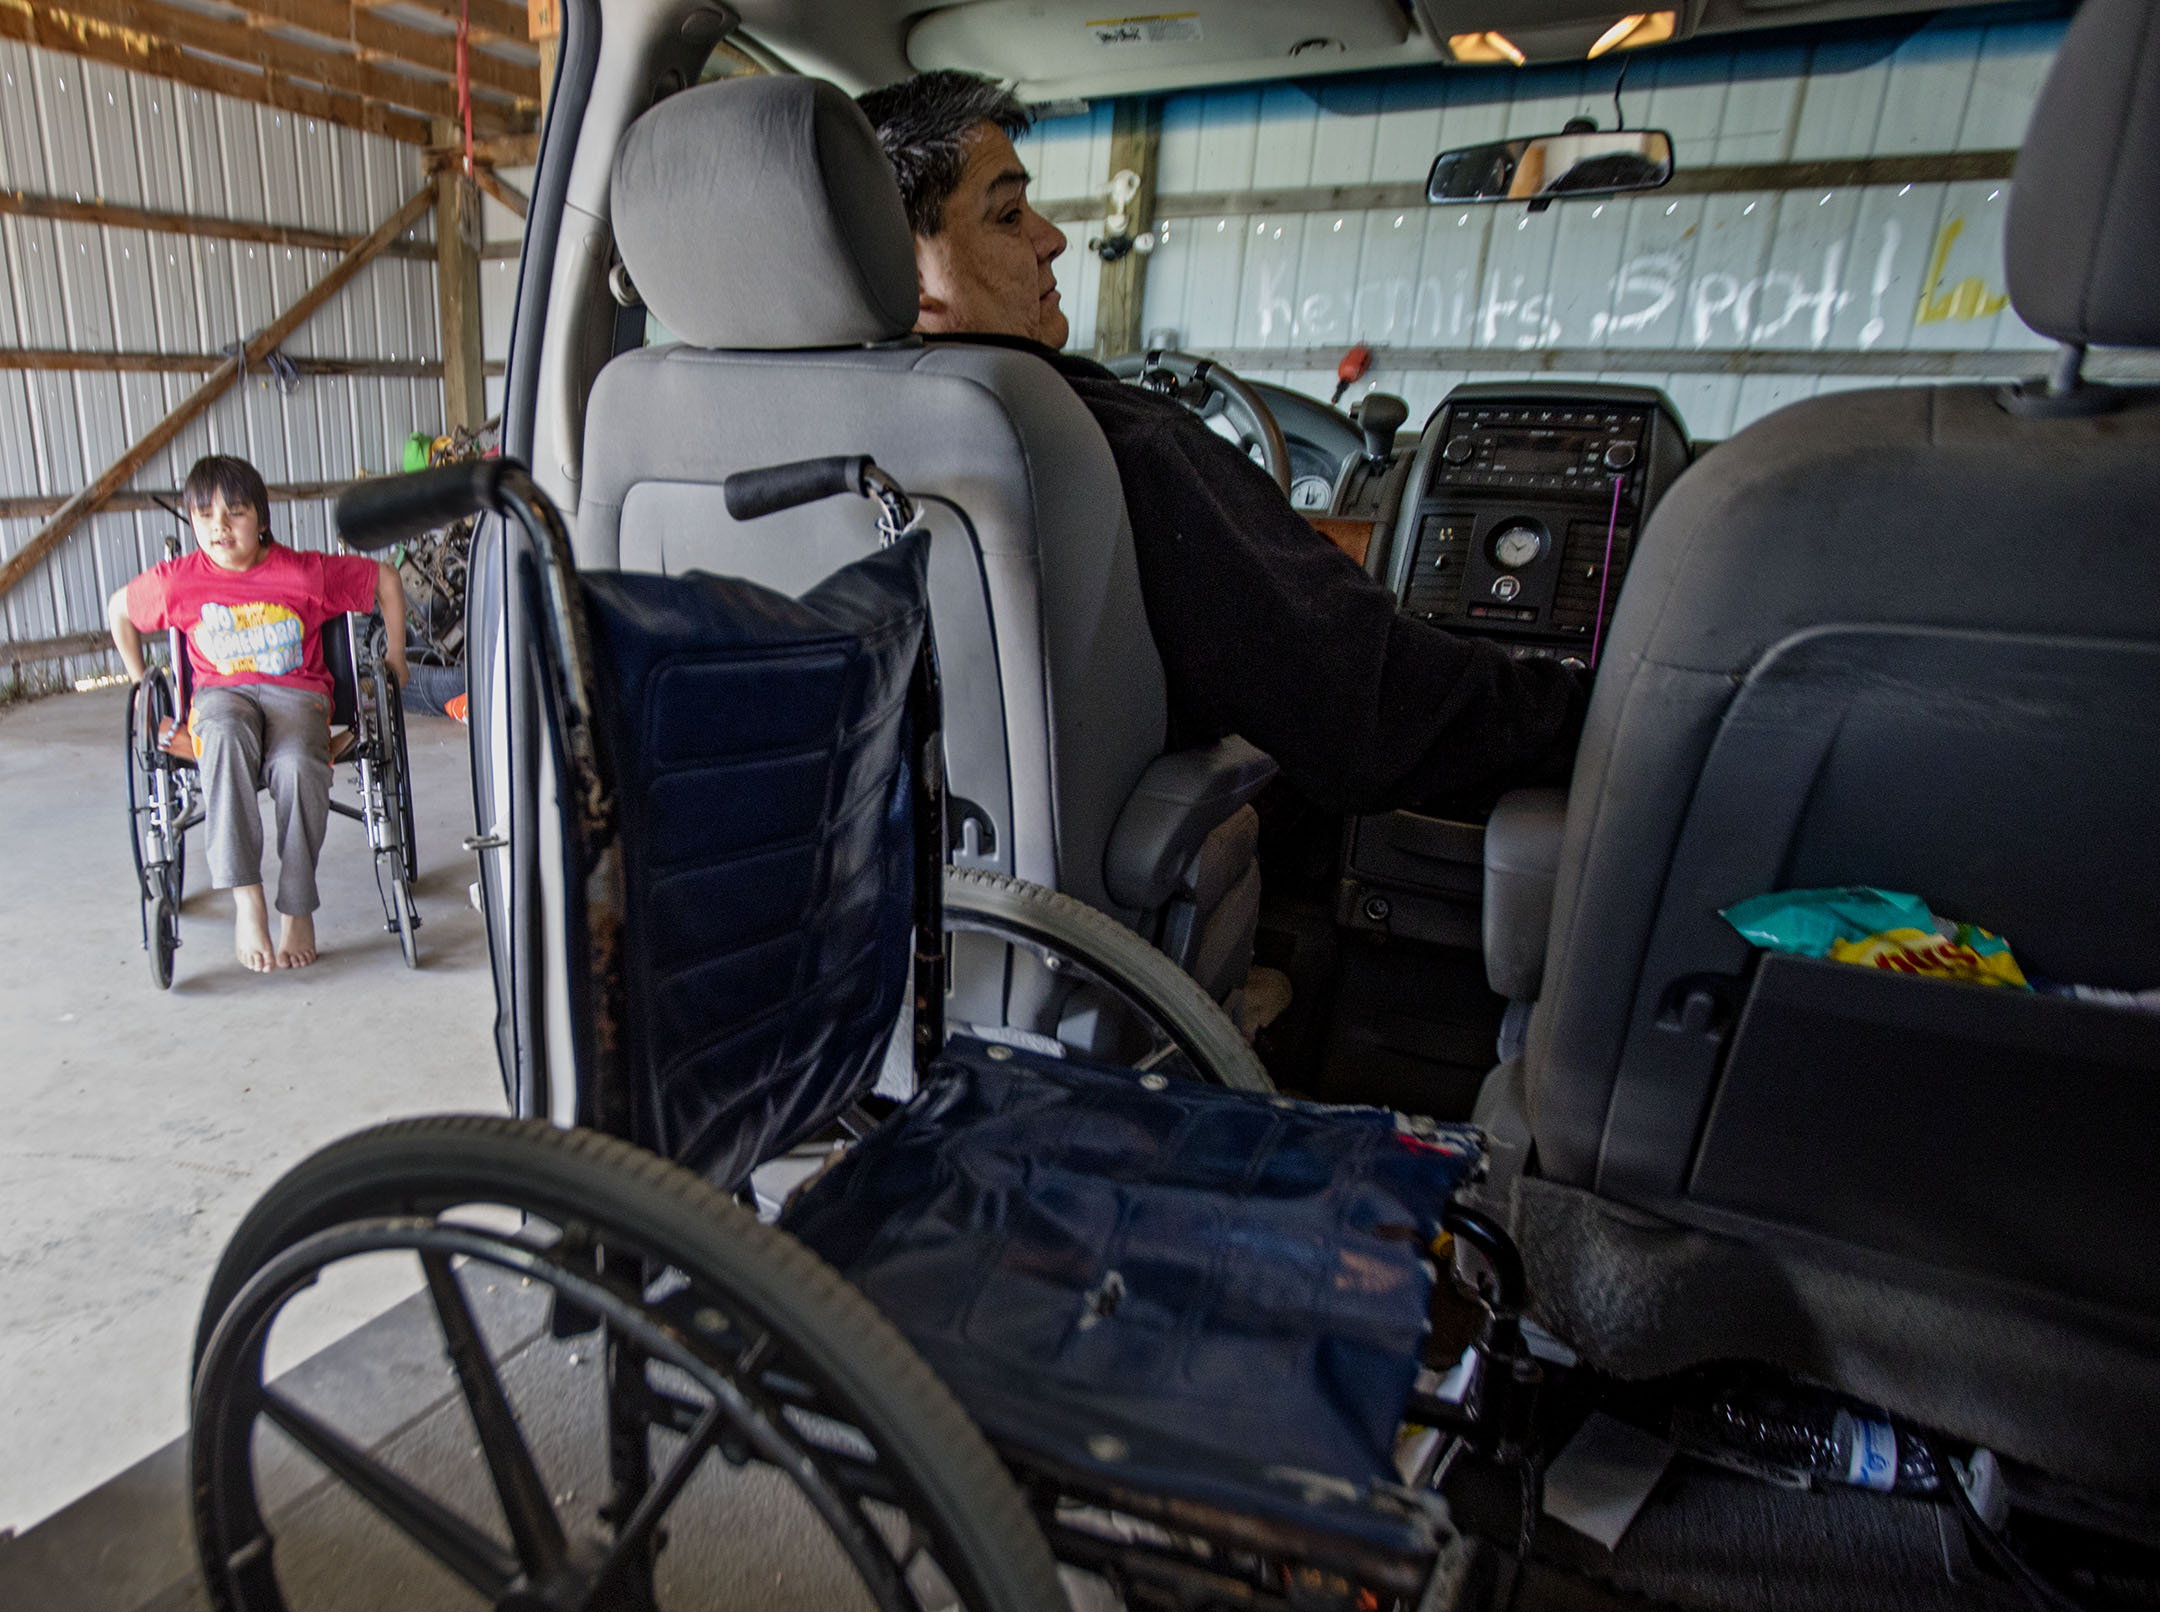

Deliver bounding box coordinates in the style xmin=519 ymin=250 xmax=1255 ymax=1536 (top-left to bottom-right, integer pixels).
xmin=783 ymin=1040 xmax=1482 ymax=1558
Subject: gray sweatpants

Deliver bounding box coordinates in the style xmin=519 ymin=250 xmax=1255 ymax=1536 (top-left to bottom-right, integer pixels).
xmin=191 ymin=683 xmax=334 ymax=916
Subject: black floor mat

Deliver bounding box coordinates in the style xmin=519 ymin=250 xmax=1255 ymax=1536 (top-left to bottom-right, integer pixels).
xmin=1522 ymin=1463 xmax=2030 ymax=1612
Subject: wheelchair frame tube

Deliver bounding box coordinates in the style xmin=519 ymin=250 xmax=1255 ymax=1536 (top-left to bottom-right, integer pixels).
xmin=908 ymin=627 xmax=947 ymax=1081
xmin=488 ymin=466 xmax=632 ymax=1142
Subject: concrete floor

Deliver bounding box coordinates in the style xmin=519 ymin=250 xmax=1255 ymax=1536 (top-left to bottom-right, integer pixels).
xmin=0 ymin=685 xmax=503 ymax=1537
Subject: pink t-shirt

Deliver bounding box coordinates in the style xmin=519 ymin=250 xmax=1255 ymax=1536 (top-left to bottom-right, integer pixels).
xmin=126 ymin=543 xmax=379 ymax=699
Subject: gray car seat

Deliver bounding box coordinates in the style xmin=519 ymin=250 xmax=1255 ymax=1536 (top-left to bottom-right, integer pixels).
xmin=577 ymin=76 xmax=1274 ymax=1008
xmin=1475 ymin=0 xmax=2160 ymax=1499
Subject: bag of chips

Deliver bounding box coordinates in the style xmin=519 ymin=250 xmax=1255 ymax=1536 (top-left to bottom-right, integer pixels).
xmin=1719 ymin=886 xmax=2029 ymax=990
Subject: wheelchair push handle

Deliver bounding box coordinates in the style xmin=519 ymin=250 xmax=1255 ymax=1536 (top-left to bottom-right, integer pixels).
xmin=722 ymin=455 xmax=876 ymax=522
xmin=724 ymin=454 xmax=920 ymax=545
xmin=336 ymin=460 xmax=506 ymax=552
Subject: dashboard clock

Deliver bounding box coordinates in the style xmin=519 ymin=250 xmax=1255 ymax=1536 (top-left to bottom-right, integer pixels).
xmin=1492 ymin=524 xmax=1546 ymax=569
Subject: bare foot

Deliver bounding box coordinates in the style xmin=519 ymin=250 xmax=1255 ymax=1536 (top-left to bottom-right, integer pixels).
xmin=276 ymin=912 xmax=318 ymax=970
xmin=234 ymin=886 xmax=276 ymax=973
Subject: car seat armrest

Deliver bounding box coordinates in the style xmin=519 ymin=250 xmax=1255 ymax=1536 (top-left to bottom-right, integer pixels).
xmin=1483 ymin=787 xmax=1568 ymax=1001
xmin=1104 ymin=737 xmax=1278 ymax=911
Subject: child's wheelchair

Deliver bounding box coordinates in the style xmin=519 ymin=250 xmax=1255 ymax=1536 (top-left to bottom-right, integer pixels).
xmin=187 ymin=459 xmax=1532 ymax=1611
xmin=125 ymin=562 xmax=423 ymax=986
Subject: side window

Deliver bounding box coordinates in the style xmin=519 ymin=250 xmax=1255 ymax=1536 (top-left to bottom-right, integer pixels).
xmin=698 ymin=40 xmax=764 ymax=83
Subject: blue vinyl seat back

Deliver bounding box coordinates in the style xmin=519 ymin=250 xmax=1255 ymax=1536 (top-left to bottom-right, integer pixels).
xmin=578 ymin=533 xmax=929 ymax=1187
xmin=785 ymin=1041 xmax=1481 ymax=1558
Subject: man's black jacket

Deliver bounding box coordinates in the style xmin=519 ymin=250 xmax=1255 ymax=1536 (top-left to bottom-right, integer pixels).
xmin=953 ymin=336 xmax=1588 ymax=815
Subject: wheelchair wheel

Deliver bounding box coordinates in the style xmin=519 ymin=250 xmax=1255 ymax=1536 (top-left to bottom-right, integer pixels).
xmin=943 ymin=867 xmax=1271 ymax=1091
xmin=125 ymin=676 xmax=165 ymax=901
xmin=375 ymin=657 xmax=419 ymax=888
xmin=191 ymin=1116 xmax=1065 ymax=1612
xmin=128 ymin=677 xmax=187 ymax=980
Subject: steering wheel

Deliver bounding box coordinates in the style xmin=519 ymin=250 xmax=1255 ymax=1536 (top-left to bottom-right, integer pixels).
xmin=1108 ymin=350 xmax=1292 ymax=496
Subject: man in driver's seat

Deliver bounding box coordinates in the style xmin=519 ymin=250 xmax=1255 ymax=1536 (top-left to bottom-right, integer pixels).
xmin=859 ymin=71 xmax=1586 ymax=814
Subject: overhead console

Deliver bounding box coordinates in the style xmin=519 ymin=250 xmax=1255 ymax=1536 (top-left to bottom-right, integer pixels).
xmin=1379 ymin=382 xmax=1690 ymax=671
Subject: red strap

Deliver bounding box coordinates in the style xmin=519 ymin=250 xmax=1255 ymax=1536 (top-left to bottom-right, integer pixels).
xmin=457 ymin=0 xmax=474 ymax=176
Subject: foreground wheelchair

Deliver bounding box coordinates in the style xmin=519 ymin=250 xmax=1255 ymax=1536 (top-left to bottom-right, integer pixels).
xmin=188 ymin=459 xmax=1528 ymax=1611
xmin=125 ymin=567 xmax=422 ymax=986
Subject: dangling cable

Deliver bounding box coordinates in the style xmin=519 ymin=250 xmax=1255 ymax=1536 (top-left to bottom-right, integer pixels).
xmin=1612 ymin=55 xmax=1632 ymax=132
xmin=1588 ymin=472 xmax=1624 ymax=670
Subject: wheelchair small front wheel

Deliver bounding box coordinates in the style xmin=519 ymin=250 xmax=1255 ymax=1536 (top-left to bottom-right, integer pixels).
xmin=149 ymin=888 xmax=178 ymax=990
xmin=191 ymin=1116 xmax=1067 ymax=1612
xmin=392 ymin=876 xmax=419 ymax=969
xmin=166 ymin=832 xmax=188 ymax=915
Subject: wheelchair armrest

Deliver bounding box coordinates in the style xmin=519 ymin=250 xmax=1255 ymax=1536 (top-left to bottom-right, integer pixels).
xmin=1483 ymin=787 xmax=1568 ymax=1002
xmin=1104 ymin=737 xmax=1277 ymax=912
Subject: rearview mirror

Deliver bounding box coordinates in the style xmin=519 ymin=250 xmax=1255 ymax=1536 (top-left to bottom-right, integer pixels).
xmin=1427 ymin=128 xmax=1673 ymax=204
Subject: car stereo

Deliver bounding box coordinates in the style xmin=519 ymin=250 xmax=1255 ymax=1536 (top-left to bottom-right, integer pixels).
xmin=1382 ymin=383 xmax=1690 ymax=670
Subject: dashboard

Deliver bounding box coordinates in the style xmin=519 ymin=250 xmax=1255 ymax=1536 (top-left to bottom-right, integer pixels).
xmin=1339 ymin=382 xmax=1691 ymax=672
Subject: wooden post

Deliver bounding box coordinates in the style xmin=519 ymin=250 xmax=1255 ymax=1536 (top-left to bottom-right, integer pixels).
xmin=433 ymin=119 xmax=489 ymax=435
xmin=1093 ymin=97 xmax=1162 ymax=363
xmin=0 ymin=183 xmax=435 ymax=606
xmin=528 ymin=0 xmax=561 ymax=126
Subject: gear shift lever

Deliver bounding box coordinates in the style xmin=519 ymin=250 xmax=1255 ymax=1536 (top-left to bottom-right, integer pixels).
xmin=1351 ymin=392 xmax=1408 ymax=463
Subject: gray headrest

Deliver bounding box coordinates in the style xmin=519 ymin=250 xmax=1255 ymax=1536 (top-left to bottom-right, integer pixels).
xmin=2005 ymin=0 xmax=2160 ymax=348
xmin=611 ymin=77 xmax=919 ymax=350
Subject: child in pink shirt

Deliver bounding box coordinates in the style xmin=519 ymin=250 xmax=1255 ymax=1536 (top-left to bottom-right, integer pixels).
xmin=107 ymin=455 xmax=407 ymax=972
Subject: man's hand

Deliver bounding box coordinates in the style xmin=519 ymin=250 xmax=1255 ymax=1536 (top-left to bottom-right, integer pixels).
xmin=385 ymin=645 xmax=409 ymax=690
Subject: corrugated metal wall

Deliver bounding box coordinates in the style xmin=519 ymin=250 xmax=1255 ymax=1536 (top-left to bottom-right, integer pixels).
xmin=1021 ymin=10 xmax=2069 ymax=439
xmin=0 ymin=39 xmax=440 ymax=678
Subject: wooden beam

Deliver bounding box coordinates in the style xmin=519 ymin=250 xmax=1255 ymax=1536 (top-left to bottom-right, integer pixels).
xmin=3 ymin=186 xmax=362 ymax=253
xmin=212 ymin=0 xmax=538 ymax=105
xmin=1183 ymin=343 xmax=2160 ymax=381
xmin=1043 ymin=148 xmax=2026 ymax=225
xmin=31 ymin=0 xmax=535 ymax=128
xmin=432 ymin=118 xmax=487 ymax=435
xmin=0 ymin=186 xmax=439 ymax=260
xmin=0 ymin=182 xmax=435 ymax=605
xmin=1093 ymin=98 xmax=1160 ymax=362
xmin=356 ymin=0 xmax=527 ymax=49
xmin=0 ymin=348 xmax=501 ymax=378
xmin=2 ymin=629 xmax=114 ymax=666
xmin=0 ymin=0 xmax=433 ymax=142
xmin=428 ymin=130 xmax=540 ymax=169
xmin=0 ymin=477 xmax=361 ymax=520
xmin=471 ymin=163 xmax=527 ymax=220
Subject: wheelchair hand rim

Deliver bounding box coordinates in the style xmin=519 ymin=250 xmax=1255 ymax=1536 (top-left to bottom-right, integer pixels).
xmin=190 ymin=1128 xmax=1060 ymax=1612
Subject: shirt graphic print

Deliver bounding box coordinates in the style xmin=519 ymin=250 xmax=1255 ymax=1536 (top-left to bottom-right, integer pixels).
xmin=195 ymin=599 xmax=305 ymax=678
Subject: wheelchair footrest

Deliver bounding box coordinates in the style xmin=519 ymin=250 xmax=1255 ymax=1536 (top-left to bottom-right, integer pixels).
xmin=782 ymin=1039 xmax=1484 ymax=1580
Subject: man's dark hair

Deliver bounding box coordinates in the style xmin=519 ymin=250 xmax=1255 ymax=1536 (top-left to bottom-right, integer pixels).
xmin=857 ymin=71 xmax=1032 ymax=237
xmin=182 ymin=454 xmax=273 ymax=537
